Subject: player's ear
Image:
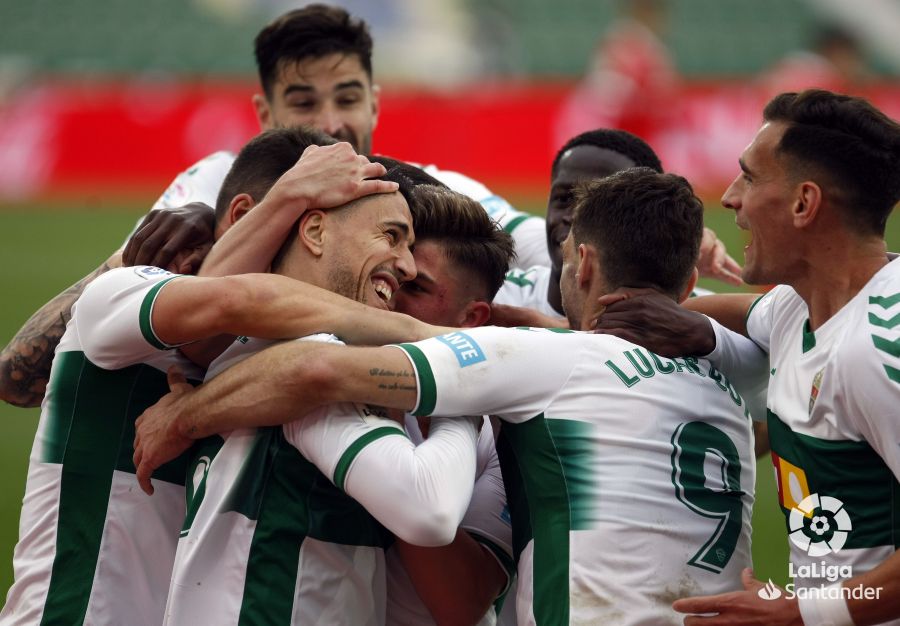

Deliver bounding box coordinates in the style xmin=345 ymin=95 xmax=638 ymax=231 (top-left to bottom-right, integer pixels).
xmin=678 ymin=268 xmax=699 ymax=304
xmin=370 ymin=84 xmax=381 ymax=131
xmin=793 ymin=181 xmax=822 ymax=229
xmin=226 ymin=193 xmax=256 ymax=227
xmin=253 ymin=93 xmax=274 ymax=131
xmin=576 ymin=243 xmax=595 ymax=289
xmin=299 ymin=210 xmax=327 ymax=257
xmin=458 ymin=300 xmax=491 ymax=328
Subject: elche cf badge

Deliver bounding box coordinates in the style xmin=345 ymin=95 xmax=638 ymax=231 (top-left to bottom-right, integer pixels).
xmin=808 ymin=369 xmax=824 ymax=415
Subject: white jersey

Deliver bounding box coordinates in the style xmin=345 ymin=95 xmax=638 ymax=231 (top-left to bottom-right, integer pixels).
xmin=152 ymin=152 xmax=550 ymax=269
xmin=0 ymin=267 xmax=204 ymax=626
xmin=166 ymin=335 xmax=478 ymax=626
xmin=493 ymin=265 xmax=561 ymax=318
xmin=385 ymin=416 xmax=515 ymax=626
xmin=393 ymin=327 xmax=755 ymax=626
xmin=151 ymin=150 xmax=236 ymax=211
xmin=747 ymin=260 xmax=900 ymax=605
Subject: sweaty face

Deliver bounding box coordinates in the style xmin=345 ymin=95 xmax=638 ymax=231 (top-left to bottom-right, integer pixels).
xmin=721 ymin=122 xmax=798 ymax=286
xmin=260 ymin=52 xmax=378 ymax=153
xmin=326 ymin=192 xmax=416 ymax=310
xmin=546 ymin=146 xmax=636 ymax=273
xmin=393 ymin=240 xmax=473 ymax=326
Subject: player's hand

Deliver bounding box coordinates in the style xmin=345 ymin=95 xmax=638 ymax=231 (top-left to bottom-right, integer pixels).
xmin=490 ymin=303 xmax=569 ymax=329
xmin=697 ymin=227 xmax=743 ymax=287
xmin=123 ymin=203 xmax=216 ymax=273
xmin=264 ymin=142 xmax=398 ymax=214
xmin=674 ymin=568 xmax=802 ymax=625
xmin=133 ymin=366 xmax=197 ymax=495
xmin=592 ymin=288 xmax=716 ymax=356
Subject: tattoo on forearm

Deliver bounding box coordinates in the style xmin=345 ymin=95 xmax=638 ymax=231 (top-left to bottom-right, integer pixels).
xmin=369 ymin=367 xmax=416 ymax=392
xmin=0 ymin=262 xmax=113 ymax=407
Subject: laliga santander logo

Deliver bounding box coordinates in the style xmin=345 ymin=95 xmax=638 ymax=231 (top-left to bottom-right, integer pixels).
xmin=788 ymin=493 xmax=852 ymax=556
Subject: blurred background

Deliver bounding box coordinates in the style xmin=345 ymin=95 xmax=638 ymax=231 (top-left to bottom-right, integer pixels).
xmin=2 ymin=0 xmax=900 ymax=600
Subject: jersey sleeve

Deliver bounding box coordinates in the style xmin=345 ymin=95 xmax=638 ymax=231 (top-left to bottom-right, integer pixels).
xmin=704 ymin=317 xmax=769 ymax=422
xmin=73 ymin=266 xmax=187 ymax=369
xmin=393 ymin=326 xmax=580 ymax=423
xmin=461 ymin=424 xmax=515 ymax=595
xmin=285 ymin=409 xmax=479 ymax=546
xmin=151 ymin=151 xmax=236 ymax=211
xmin=745 ymin=286 xmax=793 ymax=354
xmin=841 ymin=294 xmax=900 ymax=480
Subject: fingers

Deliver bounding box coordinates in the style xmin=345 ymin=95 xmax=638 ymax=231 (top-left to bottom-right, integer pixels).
xmin=356 ymin=178 xmax=400 ymax=196
xmin=672 ymin=592 xmax=728 ymax=615
xmin=740 ymin=568 xmax=758 ymax=590
xmin=124 ymin=213 xmax=163 ymax=267
xmin=167 ymin=365 xmax=187 ymax=389
xmin=136 ymin=460 xmax=155 ymax=496
xmin=134 ymin=216 xmax=178 ymax=267
xmin=122 ymin=212 xmax=156 ymax=265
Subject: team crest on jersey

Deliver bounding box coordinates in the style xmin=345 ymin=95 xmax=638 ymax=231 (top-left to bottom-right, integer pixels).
xmin=808 ymin=369 xmax=824 ymax=415
xmin=134 ymin=266 xmax=173 ymax=279
xmin=436 ymin=332 xmax=486 ymax=368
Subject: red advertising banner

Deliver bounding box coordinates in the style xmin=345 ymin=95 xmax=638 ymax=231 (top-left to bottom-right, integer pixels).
xmin=1 ymin=79 xmax=898 ymax=203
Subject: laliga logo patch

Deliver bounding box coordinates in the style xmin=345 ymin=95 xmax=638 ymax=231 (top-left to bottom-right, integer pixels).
xmin=788 ymin=493 xmax=852 ymax=557
xmin=757 ymin=579 xmax=782 ymax=601
xmin=480 ymin=195 xmax=512 ymax=219
xmin=134 ymin=266 xmax=172 ymax=279
xmin=436 ymin=332 xmax=486 ymax=368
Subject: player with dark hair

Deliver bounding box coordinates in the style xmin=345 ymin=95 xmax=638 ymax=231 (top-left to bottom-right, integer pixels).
xmin=594 ymin=89 xmax=900 ymax=625
xmin=494 ymin=128 xmax=739 ymax=325
xmin=133 ymin=167 xmax=756 ymax=625
xmin=0 ymin=128 xmax=411 ymax=626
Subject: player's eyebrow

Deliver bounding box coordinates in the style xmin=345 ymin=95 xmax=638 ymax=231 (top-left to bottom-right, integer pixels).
xmin=333 ymin=80 xmax=366 ymax=91
xmin=282 ymin=84 xmax=315 ymax=96
xmin=282 ymin=80 xmax=366 ymax=97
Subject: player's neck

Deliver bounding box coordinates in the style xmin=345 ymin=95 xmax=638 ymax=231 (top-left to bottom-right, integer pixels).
xmin=548 ymin=266 xmax=564 ymax=316
xmin=793 ymin=236 xmax=888 ymax=330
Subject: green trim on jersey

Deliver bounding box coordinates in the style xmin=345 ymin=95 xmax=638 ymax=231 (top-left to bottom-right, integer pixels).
xmin=503 ymin=214 xmax=531 ymax=234
xmin=768 ymin=410 xmax=900 ymax=550
xmin=466 ymin=530 xmax=516 ymax=615
xmin=801 ymin=320 xmax=816 ymax=354
xmin=39 ymin=350 xmax=196 ymax=625
xmin=222 ymin=427 xmax=393 ymax=624
xmin=138 ymin=276 xmax=180 ymax=350
xmin=868 ymin=293 xmax=900 ymax=384
xmin=497 ymin=415 xmax=601 ymax=626
xmin=467 ymin=530 xmax=516 ymax=598
xmin=744 ymin=293 xmax=766 ymax=330
xmin=398 ymin=343 xmax=436 ymax=415
xmin=180 ymin=435 xmax=226 ymax=538
xmin=333 ymin=426 xmax=407 ymax=490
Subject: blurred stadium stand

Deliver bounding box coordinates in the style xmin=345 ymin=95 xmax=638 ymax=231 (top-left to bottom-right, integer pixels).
xmin=1 ymin=0 xmax=895 ymax=80
xmin=0 ymin=0 xmax=897 ymax=203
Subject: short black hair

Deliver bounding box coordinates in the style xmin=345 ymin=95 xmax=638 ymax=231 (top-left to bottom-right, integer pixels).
xmin=410 ymin=185 xmax=515 ymax=301
xmin=572 ymin=167 xmax=703 ymax=299
xmin=254 ymin=4 xmax=374 ymax=99
xmin=367 ymin=156 xmax=447 ymax=189
xmin=551 ymin=129 xmax=663 ymax=179
xmin=764 ymin=89 xmax=900 ymax=236
xmin=214 ymin=126 xmax=337 ymax=225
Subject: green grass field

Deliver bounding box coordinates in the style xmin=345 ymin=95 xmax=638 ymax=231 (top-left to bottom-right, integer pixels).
xmin=1 ymin=200 xmax=896 ymax=599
